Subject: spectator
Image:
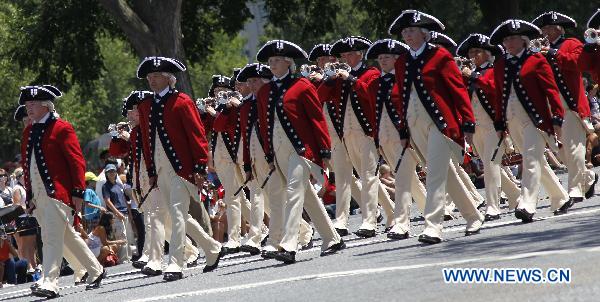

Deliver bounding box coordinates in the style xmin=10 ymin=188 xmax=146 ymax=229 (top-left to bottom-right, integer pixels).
xmin=101 ymin=164 xmax=133 ymax=263
xmin=378 ymin=164 xmax=396 ymax=200
xmin=0 ymin=169 xmax=12 ymax=206
xmin=83 ymin=172 xmax=106 ymax=233
xmin=0 ymin=236 xmax=29 ymax=286
xmin=11 ymin=168 xmax=38 ymax=274
xmin=79 ymin=212 xmax=126 ymax=267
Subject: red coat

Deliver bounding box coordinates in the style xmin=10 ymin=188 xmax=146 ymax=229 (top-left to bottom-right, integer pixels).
xmin=212 ymin=100 xmax=247 ymax=164
xmin=256 ymin=76 xmax=332 ymax=167
xmin=21 ymin=115 xmax=86 ymax=207
xmin=546 ymin=38 xmax=590 ymax=118
xmin=493 ymin=51 xmax=564 ymax=134
xmin=200 ymin=112 xmax=215 ymax=133
xmin=317 ymin=65 xmax=379 ymax=139
xmin=138 ymin=90 xmax=209 ymax=183
xmin=393 ymin=44 xmax=476 ymax=146
xmin=109 ymin=127 xmax=143 ymax=192
xmin=578 ymin=45 xmax=600 ymax=84
xmin=467 ymin=65 xmax=498 ymax=121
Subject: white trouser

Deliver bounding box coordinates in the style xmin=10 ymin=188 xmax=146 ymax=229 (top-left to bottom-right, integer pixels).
xmin=473 ymin=124 xmax=521 ymax=215
xmin=506 ymin=95 xmax=568 ymax=213
xmin=272 ymin=122 xmax=340 ymax=252
xmin=456 ymin=164 xmax=485 ymax=205
xmin=559 ymin=109 xmax=595 ymax=198
xmin=243 ymin=136 xmax=271 ymax=248
xmin=30 ymin=157 xmax=102 ymax=293
xmin=214 ymin=137 xmax=252 ymax=248
xmin=154 ymin=138 xmax=220 ymax=273
xmin=393 ymin=95 xmax=483 ymax=238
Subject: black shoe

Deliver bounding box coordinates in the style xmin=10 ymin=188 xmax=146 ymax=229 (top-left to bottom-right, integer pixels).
xmin=203 ymin=247 xmax=226 ymax=273
xmin=500 ymin=197 xmax=507 ymax=205
xmin=418 ymin=234 xmax=442 ymax=244
xmin=354 ymin=228 xmax=376 ymax=238
xmin=514 ymin=208 xmax=534 ymax=223
xmin=141 ymin=267 xmax=163 ymax=276
xmin=274 ymin=250 xmax=296 ymax=264
xmin=260 ymin=235 xmax=269 ymax=247
xmin=335 ymin=228 xmax=349 ymax=236
xmin=261 ymin=250 xmax=278 ymax=259
xmin=477 ymin=202 xmax=486 ymax=210
xmin=300 ymin=239 xmax=314 ymax=250
xmin=585 ymin=173 xmax=598 ymax=199
xmin=30 ymin=283 xmax=40 ymax=291
xmin=444 ymin=214 xmax=454 ymax=221
xmin=31 ymin=287 xmax=59 ymax=299
xmin=132 ymin=260 xmax=147 ymax=269
xmin=223 ymin=246 xmax=241 ymax=255
xmin=383 ymin=226 xmax=393 ymax=233
xmin=387 ymin=231 xmax=409 ymax=240
xmin=241 ymin=245 xmax=261 ymax=255
xmin=85 ymin=269 xmax=106 ymax=290
xmin=186 ymin=257 xmax=199 ymax=268
xmin=554 ymin=197 xmax=579 ymax=215
xmin=484 ymin=214 xmax=500 ymax=221
xmin=465 ymin=229 xmax=480 ymax=236
xmin=74 ymin=272 xmax=88 ymax=285
xmin=163 ymin=272 xmax=183 ymax=282
xmin=320 ymin=239 xmax=346 ymax=256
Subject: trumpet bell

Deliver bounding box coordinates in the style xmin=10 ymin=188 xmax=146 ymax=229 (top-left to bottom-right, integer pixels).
xmin=584 ymin=28 xmax=600 ymax=44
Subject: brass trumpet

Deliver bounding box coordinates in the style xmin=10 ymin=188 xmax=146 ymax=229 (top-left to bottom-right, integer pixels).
xmin=529 ymin=36 xmax=550 ymax=53
xmin=584 ymin=28 xmax=600 ymax=45
xmin=216 ymin=90 xmax=243 ymax=106
xmin=300 ymin=64 xmax=322 ymax=78
xmin=323 ymin=62 xmax=352 ymax=78
xmin=454 ymin=56 xmax=475 ymax=71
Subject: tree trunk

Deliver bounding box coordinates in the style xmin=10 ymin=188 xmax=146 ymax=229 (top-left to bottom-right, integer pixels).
xmin=98 ymin=0 xmax=194 ymax=96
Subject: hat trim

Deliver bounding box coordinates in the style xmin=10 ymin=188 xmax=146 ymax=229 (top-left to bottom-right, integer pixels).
xmin=587 ymin=9 xmax=600 ymax=28
xmin=388 ymin=9 xmax=445 ymax=35
xmin=532 ymin=11 xmax=577 ymax=28
xmin=256 ymin=40 xmax=308 ymax=62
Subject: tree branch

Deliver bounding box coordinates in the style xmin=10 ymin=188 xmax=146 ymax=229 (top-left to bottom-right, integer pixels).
xmin=98 ymin=0 xmax=155 ymax=55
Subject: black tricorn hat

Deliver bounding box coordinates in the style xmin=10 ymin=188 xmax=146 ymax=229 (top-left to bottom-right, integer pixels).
xmin=365 ymin=39 xmax=409 ymax=59
xmin=236 ymin=63 xmax=273 ymax=82
xmin=587 ymin=9 xmax=600 ymax=29
xmin=388 ymin=10 xmax=445 ymax=35
xmin=329 ymin=36 xmax=372 ymax=57
xmin=308 ymin=44 xmax=333 ymax=62
xmin=18 ymin=85 xmax=62 ymax=105
xmin=429 ymin=31 xmax=457 ymax=49
xmin=122 ymin=90 xmax=153 ymax=117
xmin=532 ymin=11 xmax=577 ymax=29
xmin=208 ymin=75 xmax=232 ymax=97
xmin=256 ymin=40 xmax=308 ymax=62
xmin=489 ymin=19 xmax=542 ymax=44
xmin=230 ymin=68 xmax=242 ymax=87
xmin=14 ymin=105 xmax=27 ymax=122
xmin=136 ymin=56 xmax=186 ymax=79
xmin=456 ymin=33 xmax=503 ymax=57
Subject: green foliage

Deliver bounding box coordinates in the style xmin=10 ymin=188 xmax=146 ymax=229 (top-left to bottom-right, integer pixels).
xmin=189 ymin=31 xmax=249 ymax=98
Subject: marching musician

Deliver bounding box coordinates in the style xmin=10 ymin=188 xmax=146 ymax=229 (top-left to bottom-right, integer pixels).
xmin=489 ymin=19 xmax=570 ymax=223
xmin=388 ymin=10 xmax=485 ymax=244
xmin=533 ymin=11 xmax=598 ymax=205
xmin=255 ymin=40 xmax=345 ymax=263
xmin=457 ymin=34 xmax=523 ymax=220
xmin=579 ymin=10 xmax=600 ymax=101
xmin=136 ymin=57 xmax=224 ymax=281
xmin=20 ymin=85 xmax=105 ymax=297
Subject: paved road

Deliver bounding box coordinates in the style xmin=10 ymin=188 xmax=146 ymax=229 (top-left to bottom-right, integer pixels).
xmin=2 ymin=168 xmax=599 ymax=301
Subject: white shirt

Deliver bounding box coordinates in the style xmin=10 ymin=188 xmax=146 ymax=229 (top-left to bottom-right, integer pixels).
xmin=380 ymin=69 xmax=396 ymax=77
xmin=506 ymin=48 xmax=525 ymax=60
xmin=272 ymin=71 xmax=290 ymax=88
xmin=33 ymin=112 xmax=51 ymax=124
xmin=352 ymin=62 xmax=363 ymax=71
xmin=155 ymin=86 xmax=170 ymax=103
xmin=410 ymin=43 xmax=427 ymax=58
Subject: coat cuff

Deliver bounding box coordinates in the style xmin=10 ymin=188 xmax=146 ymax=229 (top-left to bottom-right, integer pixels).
xmin=462 ymin=121 xmax=476 ymax=133
xmin=193 ymin=163 xmax=208 ymax=176
xmin=243 ymin=163 xmax=252 ymax=173
xmin=552 ymin=115 xmax=563 ymax=127
xmin=319 ymin=149 xmax=332 ymax=159
xmin=494 ymin=121 xmax=507 ymax=131
xmin=71 ymin=188 xmax=85 ymax=199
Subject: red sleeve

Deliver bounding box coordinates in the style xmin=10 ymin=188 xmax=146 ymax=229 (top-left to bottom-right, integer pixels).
xmin=555 ymin=39 xmax=583 ymax=72
xmin=439 ymin=53 xmax=476 ymax=127
xmin=177 ymin=97 xmax=209 ymax=170
xmin=212 ymin=107 xmax=238 ymax=132
xmin=300 ymin=81 xmax=332 ymax=152
xmin=536 ymin=56 xmax=565 ymax=122
xmin=108 ymin=138 xmax=130 ymax=158
xmin=578 ymin=48 xmax=600 ymax=83
xmin=316 ymin=79 xmax=338 ymax=106
xmin=474 ymin=69 xmax=497 ymax=100
xmin=58 ymin=122 xmax=86 ymax=195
